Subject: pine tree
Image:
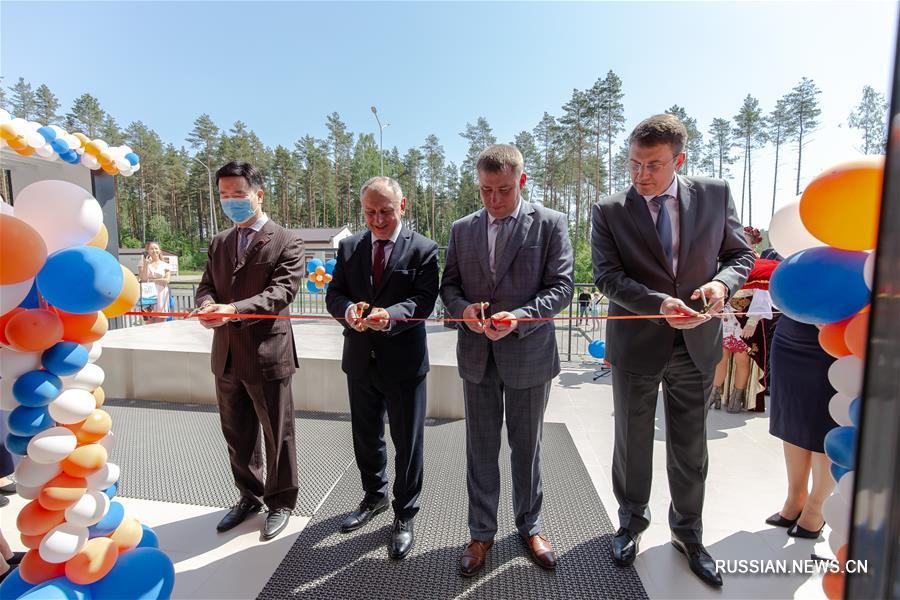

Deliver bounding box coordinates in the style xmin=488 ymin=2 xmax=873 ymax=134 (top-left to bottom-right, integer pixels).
xmin=421 ymin=134 xmax=445 ymax=238
xmin=8 ymin=77 xmax=35 ymax=120
xmin=785 ymin=77 xmax=822 ymax=194
xmin=459 ymin=117 xmax=496 ymax=175
xmin=666 ymin=105 xmax=702 ymax=175
xmin=707 ymin=118 xmax=736 ymax=179
xmin=848 ymin=85 xmax=888 ymax=154
xmin=66 ymin=94 xmax=106 ymax=137
xmin=33 ymin=84 xmax=61 ymax=125
xmin=592 ymin=71 xmax=625 ymax=196
xmin=767 ymin=97 xmax=794 ymax=216
xmin=732 ymin=95 xmax=768 ymax=225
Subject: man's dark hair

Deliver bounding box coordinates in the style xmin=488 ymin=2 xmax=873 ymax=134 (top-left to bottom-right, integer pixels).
xmin=629 ymin=114 xmax=688 ymax=155
xmin=215 ymin=161 xmax=264 ymax=191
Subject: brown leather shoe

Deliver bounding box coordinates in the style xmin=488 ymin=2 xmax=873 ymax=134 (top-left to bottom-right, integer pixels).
xmin=459 ymin=539 xmax=493 ymax=577
xmin=521 ymin=533 xmax=558 ymax=570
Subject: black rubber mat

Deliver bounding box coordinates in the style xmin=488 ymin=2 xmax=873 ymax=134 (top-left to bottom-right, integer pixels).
xmin=259 ymin=421 xmax=647 ymax=600
xmin=104 ymin=399 xmax=355 ymax=516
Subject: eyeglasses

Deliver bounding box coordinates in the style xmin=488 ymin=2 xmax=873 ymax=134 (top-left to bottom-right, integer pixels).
xmin=628 ymin=156 xmax=677 ymax=175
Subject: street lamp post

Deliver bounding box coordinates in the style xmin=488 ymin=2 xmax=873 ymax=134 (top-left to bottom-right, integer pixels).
xmin=192 ymin=156 xmax=217 ymax=238
xmin=370 ymin=106 xmax=390 ymax=176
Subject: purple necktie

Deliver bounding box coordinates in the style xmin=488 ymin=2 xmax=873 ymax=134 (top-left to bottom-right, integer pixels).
xmin=372 ymin=239 xmax=386 ymax=288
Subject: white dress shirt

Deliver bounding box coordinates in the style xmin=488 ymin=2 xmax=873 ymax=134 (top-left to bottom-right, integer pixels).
xmin=641 ymin=176 xmax=680 ymax=274
xmin=344 ymin=222 xmax=404 ymax=329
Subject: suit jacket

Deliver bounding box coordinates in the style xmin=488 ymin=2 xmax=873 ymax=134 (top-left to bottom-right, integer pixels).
xmin=325 ymin=226 xmax=439 ymax=384
xmin=440 ymin=201 xmax=574 ymax=389
xmin=591 ymin=175 xmax=755 ymax=375
xmin=195 ymin=219 xmax=304 ymax=383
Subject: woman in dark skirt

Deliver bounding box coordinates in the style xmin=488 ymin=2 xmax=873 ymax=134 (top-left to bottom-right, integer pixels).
xmin=767 ymin=315 xmax=839 ymax=538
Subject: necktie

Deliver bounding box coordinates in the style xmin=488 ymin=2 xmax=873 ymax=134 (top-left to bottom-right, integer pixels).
xmin=650 ymin=195 xmax=673 ymax=267
xmin=238 ymin=227 xmax=253 ymax=259
xmin=490 ymin=217 xmax=509 ymax=276
xmin=372 ymin=239 xmax=386 ymax=288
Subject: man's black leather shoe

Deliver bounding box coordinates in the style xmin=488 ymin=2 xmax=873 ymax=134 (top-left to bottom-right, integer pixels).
xmin=671 ymin=538 xmax=723 ymax=587
xmin=611 ymin=528 xmax=641 ymax=566
xmin=262 ymin=507 xmax=292 ymax=540
xmin=340 ymin=497 xmax=390 ymax=533
xmin=389 ymin=518 xmax=414 ymax=559
xmin=216 ymin=498 xmax=262 ymax=533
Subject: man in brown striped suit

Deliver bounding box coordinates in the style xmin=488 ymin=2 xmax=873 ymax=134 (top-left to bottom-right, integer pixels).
xmin=193 ymin=161 xmax=304 ymax=541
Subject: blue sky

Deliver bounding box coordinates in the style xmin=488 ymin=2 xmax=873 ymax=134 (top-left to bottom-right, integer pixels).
xmin=2 ymin=1 xmax=898 ymax=227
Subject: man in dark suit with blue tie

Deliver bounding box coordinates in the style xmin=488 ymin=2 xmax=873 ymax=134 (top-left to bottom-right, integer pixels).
xmin=325 ymin=176 xmax=439 ymax=560
xmin=592 ymin=115 xmax=754 ymax=587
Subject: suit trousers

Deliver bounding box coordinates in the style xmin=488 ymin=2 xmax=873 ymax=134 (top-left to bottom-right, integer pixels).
xmin=215 ymin=368 xmax=298 ymax=511
xmin=611 ymin=332 xmax=713 ymax=544
xmin=463 ymin=349 xmax=551 ymax=540
xmin=347 ymin=372 xmax=426 ymax=521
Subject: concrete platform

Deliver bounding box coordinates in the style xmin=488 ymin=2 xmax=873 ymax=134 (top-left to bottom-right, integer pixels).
xmin=97 ymin=319 xmax=467 ymax=418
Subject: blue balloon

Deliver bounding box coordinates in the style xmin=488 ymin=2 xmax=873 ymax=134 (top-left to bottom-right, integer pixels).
xmin=61 ymin=150 xmax=81 ymax=164
xmin=848 ymin=398 xmax=861 ymax=427
xmin=90 ymin=548 xmax=174 ymax=600
xmin=18 ymin=281 xmax=40 ymax=309
xmin=12 ymin=369 xmax=63 ymax=407
xmin=325 ymin=258 xmax=337 ymax=275
xmin=37 ymin=126 xmax=58 ymax=142
xmin=89 ymin=500 xmax=125 ymax=537
xmin=20 ymin=577 xmax=92 ymax=600
xmin=37 ymin=247 xmax=124 ymax=314
xmin=824 ymin=425 xmax=857 ymax=470
xmin=103 ymin=482 xmax=118 ymax=500
xmin=588 ymin=339 xmax=606 ymax=359
xmin=830 ymin=463 xmax=850 ymax=483
xmin=5 ymin=432 xmax=32 ymax=456
xmin=137 ymin=524 xmax=160 ymax=549
xmin=0 ymin=567 xmax=34 ymax=600
xmin=306 ymin=279 xmax=320 ymax=294
xmin=770 ymin=248 xmax=869 ymax=324
xmin=124 ymin=152 xmax=140 ymax=166
xmin=50 ymin=138 xmax=71 ymax=153
xmin=307 ymin=258 xmax=324 ymax=274
xmin=42 ymin=342 xmax=89 ymax=377
xmin=7 ymin=405 xmax=53 ymax=436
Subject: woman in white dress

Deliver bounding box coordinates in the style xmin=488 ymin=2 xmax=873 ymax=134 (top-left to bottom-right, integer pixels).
xmin=139 ymin=242 xmax=172 ymax=324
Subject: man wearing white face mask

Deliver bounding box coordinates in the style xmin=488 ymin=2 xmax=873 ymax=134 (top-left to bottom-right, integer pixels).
xmin=193 ymin=161 xmax=305 ymax=541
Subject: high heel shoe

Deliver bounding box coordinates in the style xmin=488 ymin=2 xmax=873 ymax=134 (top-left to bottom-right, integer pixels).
xmin=788 ymin=522 xmax=825 ymax=539
xmin=765 ymin=512 xmax=799 ymax=528
xmin=708 ymin=387 xmax=723 ymax=410
xmin=726 ymin=388 xmax=746 ymax=413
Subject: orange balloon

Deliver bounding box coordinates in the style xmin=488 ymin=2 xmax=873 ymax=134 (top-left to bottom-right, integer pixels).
xmin=800 ymin=156 xmax=884 ymax=251
xmin=822 ymin=568 xmax=845 ymax=600
xmin=102 ymin=163 xmax=119 ymax=176
xmin=61 ymin=444 xmax=108 ymax=478
xmin=38 ymin=473 xmax=88 ymax=511
xmin=54 ymin=309 xmax=108 ymax=344
xmin=844 ymin=312 xmax=869 ymax=359
xmin=5 ymin=308 xmax=63 ymax=352
xmin=15 ymin=145 xmax=35 ymax=156
xmin=93 ymin=386 xmax=106 ymax=409
xmin=16 ymin=500 xmax=66 ymax=536
xmin=87 ymin=224 xmax=109 ymax=249
xmin=21 ymin=532 xmax=45 ymax=550
xmin=109 ymin=517 xmax=143 ymax=552
xmin=818 ymin=318 xmax=852 ymax=358
xmin=65 ymin=537 xmax=119 ymax=585
xmin=102 ymin=266 xmax=140 ymax=318
xmin=0 ymin=307 xmax=26 ymax=345
xmin=836 ymin=544 xmax=848 ymax=567
xmin=18 ymin=549 xmax=67 ymax=585
xmin=64 ymin=409 xmax=112 ymax=444
xmin=0 ymin=214 xmax=48 ymax=285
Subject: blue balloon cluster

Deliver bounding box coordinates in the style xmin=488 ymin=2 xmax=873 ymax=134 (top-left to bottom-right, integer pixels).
xmin=37 ymin=246 xmax=123 ymax=314
xmin=89 ymin=500 xmax=125 ymax=537
xmin=12 ymin=369 xmax=62 ymax=407
xmin=588 ymin=339 xmax=606 ymax=359
xmin=42 ymin=341 xmax=89 ymax=376
xmin=306 ymin=258 xmax=337 ymax=294
xmin=824 ymin=425 xmax=857 ymax=470
xmin=7 ymin=405 xmax=53 ymax=437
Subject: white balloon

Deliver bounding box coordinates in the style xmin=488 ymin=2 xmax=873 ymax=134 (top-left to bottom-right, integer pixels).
xmin=48 ymin=125 xmax=66 ymax=137
xmin=13 ymin=180 xmax=103 ymax=253
xmin=828 ymin=356 xmax=864 ymax=398
xmin=838 ymin=471 xmax=855 ymax=501
xmin=26 ymin=131 xmax=45 ymax=149
xmin=16 ymin=481 xmax=42 ymax=500
xmin=34 ymin=144 xmax=55 ymax=158
xmin=27 ymin=427 xmax=78 ymax=464
xmin=0 ymin=347 xmax=42 ymax=379
xmin=62 ymin=363 xmax=105 ymax=391
xmin=91 ymin=139 xmax=109 ymax=154
xmin=39 ymin=523 xmax=88 ymax=563
xmin=65 ymin=489 xmax=110 ymax=527
xmin=114 ymin=157 xmax=130 ymax=172
xmin=97 ymin=431 xmax=115 ymax=454
xmin=828 ymin=393 xmax=854 ymax=427
xmin=14 ymin=456 xmax=61 ymax=487
xmin=85 ymin=462 xmax=119 ymax=490
xmin=49 ymin=388 xmax=95 ymax=424
xmin=0 ymin=108 xmax=10 ymax=122
xmin=0 ymin=277 xmax=35 ymax=316
xmin=823 ymin=492 xmax=851 ymax=543
xmin=80 ymin=153 xmax=100 ymax=170
xmin=768 ymin=198 xmax=827 ymax=258
xmin=65 ymin=134 xmax=81 ymax=150
xmin=864 ymin=251 xmax=876 ymax=290
xmin=86 ymin=342 xmax=102 ymax=363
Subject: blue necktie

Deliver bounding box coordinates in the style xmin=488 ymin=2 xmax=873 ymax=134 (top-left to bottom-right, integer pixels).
xmin=238 ymin=228 xmax=253 ymax=259
xmin=650 ymin=195 xmax=673 ymax=267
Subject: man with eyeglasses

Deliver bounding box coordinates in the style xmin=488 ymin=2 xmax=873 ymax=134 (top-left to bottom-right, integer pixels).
xmin=193 ymin=160 xmax=305 ymax=541
xmin=591 ymin=114 xmax=754 ymax=587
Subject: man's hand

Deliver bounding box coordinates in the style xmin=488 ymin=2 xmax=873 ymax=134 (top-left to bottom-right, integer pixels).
xmin=347 ymin=301 xmax=370 ymax=332
xmin=191 ymin=303 xmax=236 ymax=329
xmin=742 ymin=320 xmax=758 ymax=339
xmin=462 ymin=302 xmax=489 ymax=334
xmin=661 ymin=297 xmax=710 ymax=330
xmin=691 ymin=281 xmax=728 ymax=315
xmin=484 ymin=311 xmax=517 ymax=341
xmin=362 ymin=307 xmax=390 ymax=332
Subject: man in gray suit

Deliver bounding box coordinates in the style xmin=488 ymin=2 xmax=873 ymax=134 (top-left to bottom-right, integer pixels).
xmin=592 ymin=114 xmax=754 ymax=587
xmin=441 ymin=144 xmax=573 ymax=578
